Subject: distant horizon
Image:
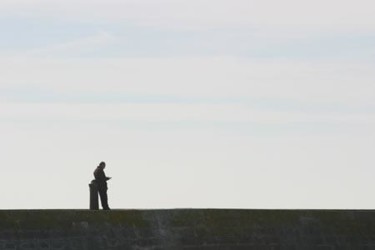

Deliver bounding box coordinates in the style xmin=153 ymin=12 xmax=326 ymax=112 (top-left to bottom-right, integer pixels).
xmin=2 ymin=208 xmax=375 ymax=211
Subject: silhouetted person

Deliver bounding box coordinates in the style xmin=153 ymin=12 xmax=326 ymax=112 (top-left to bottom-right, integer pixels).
xmin=94 ymin=161 xmax=111 ymax=210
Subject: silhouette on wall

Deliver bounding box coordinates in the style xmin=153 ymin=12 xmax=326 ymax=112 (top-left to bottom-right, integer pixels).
xmin=93 ymin=161 xmax=111 ymax=210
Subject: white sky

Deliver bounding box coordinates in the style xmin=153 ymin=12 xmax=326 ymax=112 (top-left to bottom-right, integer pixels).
xmin=1 ymin=0 xmax=375 ymax=209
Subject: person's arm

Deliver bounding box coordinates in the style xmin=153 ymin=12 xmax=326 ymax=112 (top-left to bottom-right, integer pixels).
xmin=103 ymin=170 xmax=111 ymax=181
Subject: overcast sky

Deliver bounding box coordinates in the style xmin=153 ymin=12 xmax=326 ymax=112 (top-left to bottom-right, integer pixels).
xmin=1 ymin=0 xmax=375 ymax=209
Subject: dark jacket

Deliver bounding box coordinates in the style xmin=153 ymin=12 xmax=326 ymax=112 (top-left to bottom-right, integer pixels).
xmin=94 ymin=167 xmax=109 ymax=190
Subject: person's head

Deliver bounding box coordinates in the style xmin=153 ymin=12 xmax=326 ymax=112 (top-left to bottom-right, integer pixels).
xmin=99 ymin=161 xmax=106 ymax=169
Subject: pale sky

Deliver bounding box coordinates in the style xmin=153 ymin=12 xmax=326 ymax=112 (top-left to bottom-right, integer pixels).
xmin=1 ymin=0 xmax=375 ymax=209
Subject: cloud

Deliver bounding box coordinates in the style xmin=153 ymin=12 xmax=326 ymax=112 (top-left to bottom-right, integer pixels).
xmin=1 ymin=1 xmax=373 ymax=61
xmin=1 ymin=57 xmax=375 ymax=105
xmin=0 ymin=0 xmax=374 ymax=33
xmin=11 ymin=32 xmax=116 ymax=58
xmin=1 ymin=101 xmax=375 ymax=128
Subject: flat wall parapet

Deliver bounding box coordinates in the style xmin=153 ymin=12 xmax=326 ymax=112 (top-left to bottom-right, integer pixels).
xmin=0 ymin=209 xmax=374 ymax=250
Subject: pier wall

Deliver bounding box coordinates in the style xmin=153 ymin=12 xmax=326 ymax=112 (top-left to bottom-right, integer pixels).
xmin=0 ymin=209 xmax=375 ymax=249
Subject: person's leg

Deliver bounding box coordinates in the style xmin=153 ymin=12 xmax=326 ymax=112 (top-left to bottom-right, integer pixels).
xmin=98 ymin=189 xmax=110 ymax=210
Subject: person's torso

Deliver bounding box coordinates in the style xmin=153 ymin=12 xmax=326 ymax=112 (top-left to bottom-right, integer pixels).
xmin=94 ymin=168 xmax=108 ymax=189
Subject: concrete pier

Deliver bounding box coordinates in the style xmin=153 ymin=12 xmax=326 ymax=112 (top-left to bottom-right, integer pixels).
xmin=0 ymin=209 xmax=375 ymax=249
